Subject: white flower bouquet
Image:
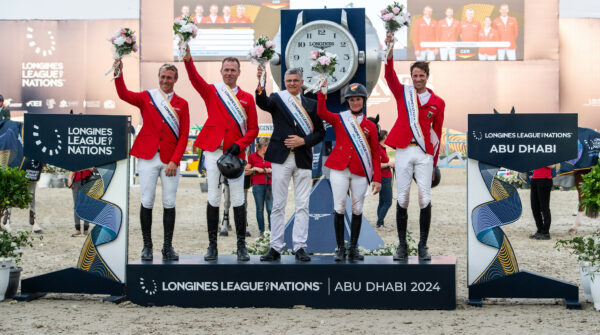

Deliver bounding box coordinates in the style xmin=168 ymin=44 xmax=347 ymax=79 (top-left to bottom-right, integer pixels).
xmin=380 ymin=2 xmax=411 ymax=63
xmin=248 ymin=35 xmax=276 ymax=88
xmin=306 ymin=49 xmax=337 ymax=94
xmin=105 ymin=28 xmax=138 ymax=80
xmin=173 ymin=16 xmax=198 ymax=61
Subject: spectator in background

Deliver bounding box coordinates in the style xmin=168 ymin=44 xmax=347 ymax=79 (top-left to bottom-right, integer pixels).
xmin=68 ymin=169 xmax=93 ymax=237
xmin=376 ymin=129 xmax=394 ymax=228
xmin=493 ymin=3 xmax=519 ymax=61
xmin=248 ymin=137 xmax=272 ymax=236
xmin=192 ymin=5 xmax=204 ymax=24
xmin=201 ymin=4 xmax=219 ymax=24
xmin=232 ymin=5 xmax=252 ymax=23
xmin=217 ymin=6 xmax=232 ymax=24
xmin=0 ymin=94 xmax=9 ymax=120
xmin=478 ymin=17 xmax=498 ymax=60
xmin=437 ymin=7 xmax=460 ymax=61
xmin=175 ymin=5 xmax=190 ymax=21
xmin=413 ymin=6 xmax=438 ymax=61
xmin=459 ymin=8 xmax=480 ymax=42
xmin=530 ymin=165 xmax=555 ymax=240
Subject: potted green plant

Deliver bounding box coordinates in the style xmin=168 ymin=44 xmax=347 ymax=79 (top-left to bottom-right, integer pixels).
xmin=0 ymin=166 xmax=35 ymax=300
xmin=556 ymin=232 xmax=600 ymax=310
xmin=0 ymin=230 xmax=40 ymax=300
xmin=579 ymin=163 xmax=600 ymax=218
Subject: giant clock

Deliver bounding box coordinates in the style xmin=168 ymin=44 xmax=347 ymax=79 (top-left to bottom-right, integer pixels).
xmin=271 ymin=8 xmax=381 ymax=103
xmin=285 ymin=18 xmax=362 ymax=93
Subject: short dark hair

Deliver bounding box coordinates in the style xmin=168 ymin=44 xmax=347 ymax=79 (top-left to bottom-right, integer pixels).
xmin=0 ymin=94 xmax=4 ymax=101
xmin=158 ymin=64 xmax=178 ymax=80
xmin=222 ymin=57 xmax=240 ymax=70
xmin=410 ymin=61 xmax=430 ymax=76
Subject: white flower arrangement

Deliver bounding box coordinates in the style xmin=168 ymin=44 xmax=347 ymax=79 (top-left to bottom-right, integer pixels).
xmin=380 ymin=2 xmax=411 ymax=63
xmin=105 ymin=28 xmax=138 ymax=80
xmin=173 ymin=16 xmax=198 ymax=61
xmin=306 ymin=49 xmax=338 ymax=94
xmin=247 ymin=35 xmax=276 ymax=88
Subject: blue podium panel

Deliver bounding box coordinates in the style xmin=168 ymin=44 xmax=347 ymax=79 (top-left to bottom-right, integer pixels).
xmin=127 ymin=255 xmax=456 ymax=310
xmin=284 ymin=179 xmax=341 ymax=253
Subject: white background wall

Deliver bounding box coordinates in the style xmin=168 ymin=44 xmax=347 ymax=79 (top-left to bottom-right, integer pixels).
xmin=560 ymin=0 xmax=600 ymax=18
xmin=0 ymin=0 xmax=139 ymax=20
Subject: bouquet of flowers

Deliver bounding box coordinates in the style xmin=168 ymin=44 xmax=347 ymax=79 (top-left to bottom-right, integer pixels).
xmin=380 ymin=2 xmax=411 ymax=63
xmin=306 ymin=49 xmax=337 ymax=94
xmin=173 ymin=16 xmax=198 ymax=61
xmin=247 ymin=35 xmax=276 ymax=88
xmin=105 ymin=28 xmax=138 ymax=80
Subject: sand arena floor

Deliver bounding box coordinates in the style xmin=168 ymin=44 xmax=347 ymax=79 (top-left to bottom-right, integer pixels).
xmin=1 ymin=168 xmax=600 ymax=334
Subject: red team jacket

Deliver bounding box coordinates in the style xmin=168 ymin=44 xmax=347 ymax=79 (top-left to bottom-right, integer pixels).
xmin=437 ymin=18 xmax=460 ymax=42
xmin=184 ymin=59 xmax=258 ymax=160
xmin=493 ymin=16 xmax=518 ymax=49
xmin=383 ymin=61 xmax=445 ymax=167
xmin=478 ymin=28 xmax=499 ymax=55
xmin=115 ymin=75 xmax=190 ymax=166
xmin=317 ymin=92 xmax=381 ymax=183
xmin=413 ymin=18 xmax=438 ymax=52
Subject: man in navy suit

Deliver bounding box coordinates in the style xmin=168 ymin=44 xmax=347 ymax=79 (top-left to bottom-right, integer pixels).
xmin=255 ymin=67 xmax=325 ymax=262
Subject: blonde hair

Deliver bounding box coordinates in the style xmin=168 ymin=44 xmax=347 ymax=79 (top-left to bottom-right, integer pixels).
xmin=158 ymin=64 xmax=178 ymax=80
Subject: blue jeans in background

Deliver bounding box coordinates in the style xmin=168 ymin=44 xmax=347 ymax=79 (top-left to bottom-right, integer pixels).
xmin=377 ymin=177 xmax=393 ymax=226
xmin=252 ymin=184 xmax=273 ymax=233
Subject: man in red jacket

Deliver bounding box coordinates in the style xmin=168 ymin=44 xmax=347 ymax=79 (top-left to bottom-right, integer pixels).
xmin=493 ymin=3 xmax=519 ymax=61
xmin=183 ymin=46 xmax=259 ymax=262
xmin=384 ymin=33 xmax=445 ymax=261
xmin=114 ymin=60 xmax=190 ymax=262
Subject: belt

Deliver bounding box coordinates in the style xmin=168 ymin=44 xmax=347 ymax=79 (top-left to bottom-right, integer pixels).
xmin=408 ymin=142 xmax=417 ymax=146
xmin=290 ymin=149 xmax=295 ymax=154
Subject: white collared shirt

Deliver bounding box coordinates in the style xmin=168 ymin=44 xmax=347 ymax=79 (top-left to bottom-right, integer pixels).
xmin=232 ymin=86 xmax=239 ymax=95
xmin=484 ymin=27 xmax=491 ymax=35
xmin=446 ymin=17 xmax=453 ymax=26
xmin=424 ymin=17 xmax=431 ymax=25
xmin=501 ymin=16 xmax=508 ymax=25
xmin=162 ymin=90 xmax=174 ymax=102
xmin=418 ymin=91 xmax=431 ymax=105
xmin=356 ymin=114 xmax=364 ymax=124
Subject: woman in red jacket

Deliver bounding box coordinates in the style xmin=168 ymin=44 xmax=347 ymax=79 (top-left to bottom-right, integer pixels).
xmin=317 ymin=80 xmax=381 ymax=261
xmin=247 ymin=137 xmax=273 ymax=236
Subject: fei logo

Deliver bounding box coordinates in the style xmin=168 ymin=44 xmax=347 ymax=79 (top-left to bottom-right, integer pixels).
xmin=139 ymin=277 xmax=158 ymax=296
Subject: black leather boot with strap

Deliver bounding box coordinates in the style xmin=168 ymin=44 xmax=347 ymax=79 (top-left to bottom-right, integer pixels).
xmin=162 ymin=207 xmax=179 ymax=261
xmin=204 ymin=203 xmax=219 ymax=261
xmin=418 ymin=203 xmax=432 ymax=260
xmin=233 ymin=205 xmax=250 ymax=261
xmin=393 ymin=204 xmax=408 ymax=261
xmin=140 ymin=205 xmax=153 ymax=261
xmin=333 ymin=212 xmax=346 ymax=262
xmin=347 ymin=214 xmax=364 ymax=261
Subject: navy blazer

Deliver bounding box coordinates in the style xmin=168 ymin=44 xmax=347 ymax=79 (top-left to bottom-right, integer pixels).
xmin=255 ymin=89 xmax=325 ymax=169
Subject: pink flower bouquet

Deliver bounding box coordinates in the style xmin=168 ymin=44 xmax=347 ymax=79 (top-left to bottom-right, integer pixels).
xmin=306 ymin=49 xmax=337 ymax=94
xmin=106 ymin=28 xmax=138 ymax=80
xmin=173 ymin=16 xmax=198 ymax=60
xmin=248 ymin=35 xmax=276 ymax=88
xmin=380 ymin=2 xmax=411 ymax=63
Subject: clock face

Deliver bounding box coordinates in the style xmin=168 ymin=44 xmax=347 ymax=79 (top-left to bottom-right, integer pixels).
xmin=285 ymin=20 xmax=359 ymax=92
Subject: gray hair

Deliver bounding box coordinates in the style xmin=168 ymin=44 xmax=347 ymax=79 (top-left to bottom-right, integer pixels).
xmin=284 ymin=68 xmax=303 ymax=79
xmin=256 ymin=137 xmax=270 ymax=149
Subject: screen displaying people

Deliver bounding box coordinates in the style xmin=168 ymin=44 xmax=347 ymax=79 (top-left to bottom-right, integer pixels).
xmin=173 ymin=0 xmax=287 ymax=59
xmin=407 ymin=1 xmax=523 ymax=61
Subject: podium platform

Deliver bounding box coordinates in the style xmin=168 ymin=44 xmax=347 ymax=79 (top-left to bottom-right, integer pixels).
xmin=127 ymin=255 xmax=456 ymax=310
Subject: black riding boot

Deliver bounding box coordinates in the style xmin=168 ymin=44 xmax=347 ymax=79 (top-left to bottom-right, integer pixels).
xmin=347 ymin=214 xmax=364 ymax=261
xmin=162 ymin=207 xmax=179 ymax=261
xmin=140 ymin=205 xmax=153 ymax=261
xmin=233 ymin=205 xmax=250 ymax=261
xmin=418 ymin=203 xmax=432 ymax=260
xmin=333 ymin=212 xmax=346 ymax=261
xmin=220 ymin=210 xmax=230 ymax=236
xmin=204 ymin=203 xmax=219 ymax=261
xmin=393 ymin=204 xmax=408 ymax=261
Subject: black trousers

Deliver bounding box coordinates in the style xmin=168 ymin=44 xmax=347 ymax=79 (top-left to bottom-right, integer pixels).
xmin=530 ymin=178 xmax=552 ymax=234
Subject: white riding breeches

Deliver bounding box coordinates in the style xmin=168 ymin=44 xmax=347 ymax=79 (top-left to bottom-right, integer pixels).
xmin=269 ymin=154 xmax=312 ymax=252
xmin=204 ymin=149 xmax=245 ymax=208
xmin=329 ymin=168 xmax=368 ymax=215
xmin=395 ymin=146 xmax=433 ymax=209
xmin=138 ymin=152 xmax=180 ymax=209
xmin=497 ymin=48 xmax=516 ymax=61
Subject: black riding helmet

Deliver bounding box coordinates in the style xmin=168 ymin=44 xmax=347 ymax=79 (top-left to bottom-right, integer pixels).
xmin=343 ymin=83 xmax=367 ymax=100
xmin=217 ymin=154 xmax=246 ymax=179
